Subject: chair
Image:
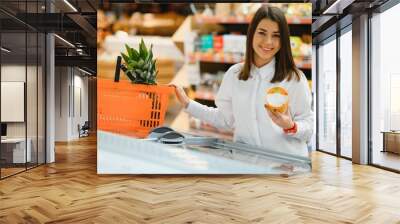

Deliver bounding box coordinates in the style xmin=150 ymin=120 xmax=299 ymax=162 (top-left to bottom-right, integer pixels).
xmin=79 ymin=121 xmax=90 ymax=138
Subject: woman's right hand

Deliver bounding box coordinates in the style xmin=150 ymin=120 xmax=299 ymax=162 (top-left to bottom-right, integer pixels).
xmin=170 ymin=84 xmax=190 ymax=109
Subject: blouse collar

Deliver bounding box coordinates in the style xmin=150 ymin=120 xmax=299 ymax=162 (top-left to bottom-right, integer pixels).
xmin=251 ymin=57 xmax=276 ymax=80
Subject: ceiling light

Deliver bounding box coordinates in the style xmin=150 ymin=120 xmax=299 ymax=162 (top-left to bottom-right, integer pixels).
xmin=63 ymin=0 xmax=78 ymax=12
xmin=76 ymin=48 xmax=86 ymax=55
xmin=78 ymin=67 xmax=93 ymax=76
xmin=322 ymin=0 xmax=354 ymax=15
xmin=54 ymin=34 xmax=75 ymax=48
xmin=1 ymin=47 xmax=11 ymax=53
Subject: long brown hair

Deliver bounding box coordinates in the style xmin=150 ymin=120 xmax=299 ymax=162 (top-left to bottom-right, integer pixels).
xmin=239 ymin=5 xmax=301 ymax=83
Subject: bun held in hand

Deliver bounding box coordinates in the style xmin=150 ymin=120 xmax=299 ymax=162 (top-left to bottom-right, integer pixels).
xmin=264 ymin=86 xmax=289 ymax=113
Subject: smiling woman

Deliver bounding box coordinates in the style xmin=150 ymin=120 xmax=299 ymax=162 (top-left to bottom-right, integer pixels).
xmin=173 ymin=5 xmax=313 ymax=157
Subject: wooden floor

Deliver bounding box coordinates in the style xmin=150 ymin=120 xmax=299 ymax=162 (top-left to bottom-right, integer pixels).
xmin=373 ymin=150 xmax=400 ymax=171
xmin=1 ymin=167 xmax=25 ymax=178
xmin=1 ymin=136 xmax=400 ymax=223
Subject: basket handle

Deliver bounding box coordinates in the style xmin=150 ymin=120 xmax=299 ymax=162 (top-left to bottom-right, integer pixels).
xmin=114 ymin=56 xmax=122 ymax=82
xmin=115 ymin=56 xmax=136 ymax=83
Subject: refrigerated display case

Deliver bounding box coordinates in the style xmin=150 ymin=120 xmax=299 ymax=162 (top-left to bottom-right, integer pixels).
xmin=97 ymin=129 xmax=311 ymax=175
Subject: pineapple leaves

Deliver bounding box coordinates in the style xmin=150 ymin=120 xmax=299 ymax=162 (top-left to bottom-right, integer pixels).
xmin=121 ymin=52 xmax=130 ymax=64
xmin=124 ymin=44 xmax=139 ymax=61
xmin=139 ymin=39 xmax=148 ymax=60
xmin=120 ymin=38 xmax=157 ymax=85
xmin=146 ymin=44 xmax=153 ymax=62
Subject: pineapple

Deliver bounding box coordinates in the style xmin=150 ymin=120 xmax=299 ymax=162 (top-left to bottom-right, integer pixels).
xmin=120 ymin=39 xmax=158 ymax=85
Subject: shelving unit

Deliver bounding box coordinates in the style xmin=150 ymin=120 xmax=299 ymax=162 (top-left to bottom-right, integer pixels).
xmin=194 ymin=14 xmax=311 ymax=25
xmin=188 ymin=52 xmax=311 ymax=70
xmin=189 ymin=16 xmax=311 ymax=106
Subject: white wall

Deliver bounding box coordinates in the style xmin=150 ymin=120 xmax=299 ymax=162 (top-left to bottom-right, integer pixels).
xmin=55 ymin=66 xmax=69 ymax=141
xmin=54 ymin=67 xmax=89 ymax=141
xmin=1 ymin=65 xmax=29 ymax=137
xmin=1 ymin=82 xmax=25 ymax=122
xmin=1 ymin=64 xmax=46 ymax=164
xmin=73 ymin=73 xmax=89 ymax=137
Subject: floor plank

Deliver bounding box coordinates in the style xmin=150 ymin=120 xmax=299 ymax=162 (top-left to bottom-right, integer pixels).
xmin=0 ymin=135 xmax=400 ymax=223
xmin=373 ymin=150 xmax=400 ymax=171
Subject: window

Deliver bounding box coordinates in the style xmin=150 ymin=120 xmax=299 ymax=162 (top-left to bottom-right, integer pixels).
xmin=0 ymin=1 xmax=46 ymax=179
xmin=371 ymin=2 xmax=400 ymax=171
xmin=318 ymin=36 xmax=337 ymax=154
xmin=340 ymin=28 xmax=352 ymax=158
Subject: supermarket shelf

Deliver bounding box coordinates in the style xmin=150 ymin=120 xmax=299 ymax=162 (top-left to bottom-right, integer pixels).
xmin=293 ymin=56 xmax=312 ymax=70
xmin=188 ymin=52 xmax=311 ymax=70
xmin=188 ymin=52 xmax=243 ymax=64
xmin=194 ymin=15 xmax=311 ymax=25
xmin=190 ymin=55 xmax=312 ymax=103
xmin=287 ymin=18 xmax=312 ymax=25
xmin=194 ymin=15 xmax=252 ymax=24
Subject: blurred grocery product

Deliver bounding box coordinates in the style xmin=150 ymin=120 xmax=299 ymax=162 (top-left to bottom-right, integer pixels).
xmin=265 ymin=87 xmax=289 ymax=114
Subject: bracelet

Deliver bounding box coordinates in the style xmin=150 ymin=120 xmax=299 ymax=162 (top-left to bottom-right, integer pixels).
xmin=283 ymin=122 xmax=297 ymax=134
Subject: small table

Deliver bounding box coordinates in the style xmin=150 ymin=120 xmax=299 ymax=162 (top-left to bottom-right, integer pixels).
xmin=381 ymin=131 xmax=400 ymax=154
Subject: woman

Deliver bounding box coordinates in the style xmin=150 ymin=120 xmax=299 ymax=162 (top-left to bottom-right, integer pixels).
xmin=173 ymin=6 xmax=313 ymax=157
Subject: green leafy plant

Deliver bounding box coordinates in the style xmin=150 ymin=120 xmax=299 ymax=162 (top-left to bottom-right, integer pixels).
xmin=120 ymin=39 xmax=158 ymax=85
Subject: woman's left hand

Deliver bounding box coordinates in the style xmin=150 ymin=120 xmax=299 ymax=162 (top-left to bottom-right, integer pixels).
xmin=265 ymin=106 xmax=294 ymax=130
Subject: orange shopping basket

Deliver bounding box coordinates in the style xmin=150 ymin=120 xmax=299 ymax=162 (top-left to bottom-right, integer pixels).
xmin=98 ymin=56 xmax=174 ymax=138
xmin=98 ymin=79 xmax=173 ymax=138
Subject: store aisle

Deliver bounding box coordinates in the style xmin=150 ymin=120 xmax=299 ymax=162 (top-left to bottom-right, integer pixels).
xmin=0 ymin=136 xmax=400 ymax=223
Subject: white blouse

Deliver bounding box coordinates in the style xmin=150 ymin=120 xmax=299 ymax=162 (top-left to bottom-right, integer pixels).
xmin=186 ymin=57 xmax=314 ymax=157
